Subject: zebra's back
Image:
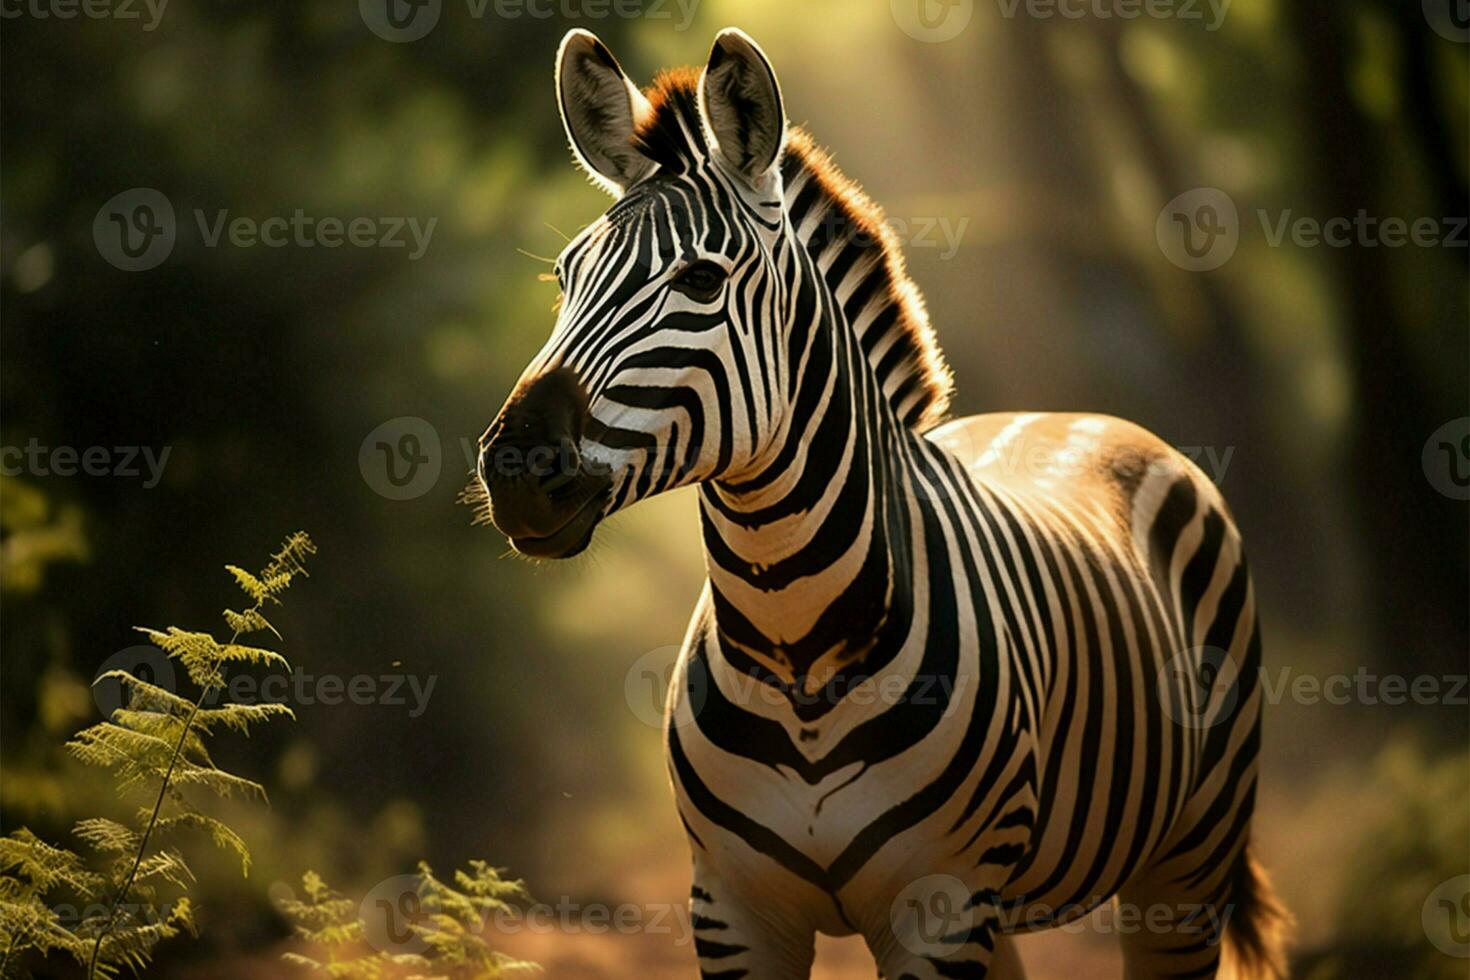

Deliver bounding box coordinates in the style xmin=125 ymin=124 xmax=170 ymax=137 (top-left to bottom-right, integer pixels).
xmin=925 ymin=412 xmax=1261 ymax=929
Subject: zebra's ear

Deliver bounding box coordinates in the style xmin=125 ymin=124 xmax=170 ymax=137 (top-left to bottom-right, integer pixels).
xmin=556 ymin=29 xmax=656 ymax=196
xmin=699 ymin=28 xmax=787 ymax=186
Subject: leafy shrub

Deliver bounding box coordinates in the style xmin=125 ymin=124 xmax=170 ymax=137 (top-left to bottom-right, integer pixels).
xmin=0 ymin=532 xmax=315 ymax=978
xmin=278 ymin=862 xmax=539 ymax=979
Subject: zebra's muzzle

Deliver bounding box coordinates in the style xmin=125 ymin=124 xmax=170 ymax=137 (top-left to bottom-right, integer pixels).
xmin=478 ymin=366 xmax=612 ymax=558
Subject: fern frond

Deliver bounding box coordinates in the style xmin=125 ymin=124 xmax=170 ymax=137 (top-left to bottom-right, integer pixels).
xmin=67 ymin=721 xmax=179 ymax=780
xmin=83 ymin=895 xmax=194 ymax=976
xmin=15 ymin=532 xmax=317 ymax=980
xmin=168 ymin=759 xmax=268 ymax=803
xmin=93 ymin=670 xmax=195 ymax=718
xmin=224 ymin=565 xmax=271 ymax=604
xmin=72 ymin=819 xmax=140 ymax=856
xmin=275 ymin=863 xmax=538 ymax=980
xmin=106 ymin=711 xmax=213 ymax=765
xmin=216 ymin=643 xmax=290 ymax=671
xmin=223 ymin=607 xmax=279 ymax=638
xmin=130 ymin=850 xmax=193 ymax=890
xmin=194 ymin=701 xmax=296 ymax=736
xmin=0 ymin=829 xmax=103 ymax=897
xmin=0 ymin=897 xmax=94 ymax=967
xmin=262 ymin=532 xmax=316 ymax=586
xmin=134 ymin=627 xmax=225 ymax=689
xmin=149 ymin=812 xmax=251 ymax=876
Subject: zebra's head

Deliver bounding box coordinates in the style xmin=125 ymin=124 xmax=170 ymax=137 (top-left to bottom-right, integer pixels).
xmin=478 ymin=29 xmax=792 ymax=558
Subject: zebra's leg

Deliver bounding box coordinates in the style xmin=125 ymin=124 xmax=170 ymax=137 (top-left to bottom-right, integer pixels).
xmin=1114 ymin=742 xmax=1260 ymax=978
xmin=1114 ymin=767 xmax=1259 ymax=980
xmin=1116 ymin=826 xmax=1290 ymax=980
xmin=988 ymin=934 xmax=1027 ymax=980
xmin=688 ymin=871 xmax=816 ymax=979
xmin=1113 ymin=845 xmax=1236 ymax=980
xmin=869 ymin=885 xmax=1007 ymax=979
xmin=871 ymin=934 xmax=1026 ymax=980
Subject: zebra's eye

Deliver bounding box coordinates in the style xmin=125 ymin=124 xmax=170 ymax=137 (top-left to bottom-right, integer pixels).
xmin=671 ymin=260 xmax=727 ymax=301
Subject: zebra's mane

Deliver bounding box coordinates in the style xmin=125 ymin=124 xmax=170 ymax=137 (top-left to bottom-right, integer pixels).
xmin=632 ymin=69 xmax=955 ymax=432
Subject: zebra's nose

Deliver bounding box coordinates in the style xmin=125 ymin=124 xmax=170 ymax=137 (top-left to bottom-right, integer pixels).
xmin=478 ymin=367 xmax=610 ymax=554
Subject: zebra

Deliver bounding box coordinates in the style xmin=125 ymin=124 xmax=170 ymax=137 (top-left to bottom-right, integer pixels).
xmin=475 ymin=27 xmax=1291 ymax=979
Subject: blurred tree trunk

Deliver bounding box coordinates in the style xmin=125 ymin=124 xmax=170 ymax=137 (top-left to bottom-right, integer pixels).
xmin=1376 ymin=0 xmax=1470 ymax=250
xmin=1283 ymin=0 xmax=1469 ymax=677
xmin=1093 ymin=20 xmax=1324 ymax=616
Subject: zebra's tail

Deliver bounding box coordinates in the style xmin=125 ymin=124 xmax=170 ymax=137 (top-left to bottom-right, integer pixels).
xmin=1222 ymin=843 xmax=1292 ymax=980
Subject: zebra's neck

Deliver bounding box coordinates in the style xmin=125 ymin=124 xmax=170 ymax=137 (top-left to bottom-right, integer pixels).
xmin=696 ymin=186 xmax=921 ymax=707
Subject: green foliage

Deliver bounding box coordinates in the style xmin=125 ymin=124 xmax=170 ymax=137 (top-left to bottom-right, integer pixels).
xmin=1298 ymin=741 xmax=1470 ymax=980
xmin=0 ymin=533 xmax=315 ymax=978
xmin=278 ymin=863 xmax=539 ymax=979
xmin=0 ymin=476 xmax=87 ymax=595
xmin=0 ymin=823 xmax=198 ymax=978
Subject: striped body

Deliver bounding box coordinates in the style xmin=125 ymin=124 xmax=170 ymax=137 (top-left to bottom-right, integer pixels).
xmin=674 ymin=411 xmax=1262 ymax=977
xmin=478 ymin=30 xmax=1287 ymax=978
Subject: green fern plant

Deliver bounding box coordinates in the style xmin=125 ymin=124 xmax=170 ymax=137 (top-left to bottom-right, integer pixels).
xmin=278 ymin=862 xmax=539 ymax=979
xmin=0 ymin=532 xmax=316 ymax=978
